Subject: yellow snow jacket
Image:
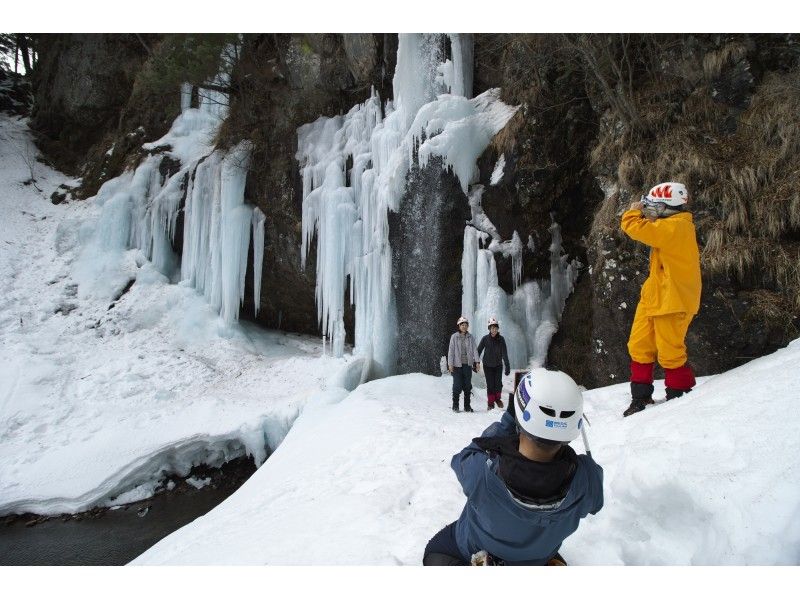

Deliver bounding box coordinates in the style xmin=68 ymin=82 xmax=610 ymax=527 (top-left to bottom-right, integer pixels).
xmin=621 ymin=210 xmax=702 ymax=316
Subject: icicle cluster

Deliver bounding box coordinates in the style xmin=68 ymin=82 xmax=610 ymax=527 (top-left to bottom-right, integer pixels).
xmin=461 ymin=219 xmax=580 ymax=369
xmin=181 ymin=141 xmax=264 ymax=326
xmin=83 ymin=45 xmax=266 ymax=326
xmin=298 ymin=33 xmax=518 ymax=369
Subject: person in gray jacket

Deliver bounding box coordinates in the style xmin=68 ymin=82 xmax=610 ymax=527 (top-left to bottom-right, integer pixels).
xmin=447 ymin=316 xmax=481 ymax=412
xmin=423 ymin=368 xmax=603 ymax=565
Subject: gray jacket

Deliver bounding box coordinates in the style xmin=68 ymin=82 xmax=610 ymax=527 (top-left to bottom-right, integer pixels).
xmin=448 ymin=332 xmax=481 ymax=368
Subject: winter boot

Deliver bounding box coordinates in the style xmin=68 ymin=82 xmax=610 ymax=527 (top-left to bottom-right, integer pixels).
xmin=487 ymin=400 xmax=495 ymax=410
xmin=623 ymin=382 xmax=655 ymax=417
xmin=665 ymin=387 xmax=692 ymax=401
xmin=495 ymin=396 xmax=504 ymax=409
xmin=463 ymin=392 xmax=474 ymax=412
xmin=452 ymin=396 xmax=460 ymax=412
xmin=547 ymin=552 xmax=567 ymax=566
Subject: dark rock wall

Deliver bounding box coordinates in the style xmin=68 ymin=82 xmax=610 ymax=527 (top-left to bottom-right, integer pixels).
xmin=391 ymin=157 xmax=471 ymax=375
xmin=30 ymin=34 xmax=157 ymax=175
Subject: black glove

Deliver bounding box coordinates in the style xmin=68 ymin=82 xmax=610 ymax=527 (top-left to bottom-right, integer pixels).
xmin=504 ymin=367 xmax=510 ymax=376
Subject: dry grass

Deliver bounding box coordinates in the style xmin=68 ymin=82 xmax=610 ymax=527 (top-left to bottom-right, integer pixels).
xmin=490 ymin=109 xmax=525 ymax=156
xmin=595 ymin=42 xmax=800 ymax=313
xmin=702 ymin=41 xmax=750 ymax=81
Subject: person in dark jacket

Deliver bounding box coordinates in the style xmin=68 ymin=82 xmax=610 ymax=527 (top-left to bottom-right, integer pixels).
xmin=423 ymin=368 xmax=603 ymax=566
xmin=477 ymin=317 xmax=510 ymax=411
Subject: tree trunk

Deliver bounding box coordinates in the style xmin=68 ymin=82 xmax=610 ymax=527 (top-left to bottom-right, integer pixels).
xmin=18 ymin=35 xmax=32 ymax=73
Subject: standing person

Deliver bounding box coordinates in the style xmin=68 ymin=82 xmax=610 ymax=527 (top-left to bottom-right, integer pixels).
xmin=447 ymin=316 xmax=481 ymax=412
xmin=477 ymin=317 xmax=510 ymax=411
xmin=423 ymin=368 xmax=603 ymax=566
xmin=620 ymin=181 xmax=702 ymax=417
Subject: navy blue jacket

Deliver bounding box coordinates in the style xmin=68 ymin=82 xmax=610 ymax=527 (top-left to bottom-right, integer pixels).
xmin=450 ymin=411 xmax=603 ymax=565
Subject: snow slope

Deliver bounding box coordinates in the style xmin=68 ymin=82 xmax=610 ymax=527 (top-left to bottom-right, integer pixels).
xmin=134 ymin=339 xmax=800 ymax=565
xmin=0 ymin=114 xmax=354 ymax=516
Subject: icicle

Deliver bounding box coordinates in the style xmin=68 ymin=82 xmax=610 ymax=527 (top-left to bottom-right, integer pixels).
xmin=461 ymin=226 xmax=478 ymax=326
xmin=510 ymin=231 xmax=523 ymax=291
xmin=333 ymin=311 xmax=345 ymax=358
xmin=252 ymin=207 xmax=266 ymax=316
xmin=447 ymin=34 xmax=474 ymax=99
xmin=219 ymin=141 xmax=254 ymax=326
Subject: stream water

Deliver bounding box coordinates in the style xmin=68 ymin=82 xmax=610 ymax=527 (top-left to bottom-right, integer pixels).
xmin=0 ymin=457 xmax=256 ymax=566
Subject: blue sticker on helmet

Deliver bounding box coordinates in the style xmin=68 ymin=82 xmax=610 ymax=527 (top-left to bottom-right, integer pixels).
xmin=522 ymin=410 xmax=531 ymax=422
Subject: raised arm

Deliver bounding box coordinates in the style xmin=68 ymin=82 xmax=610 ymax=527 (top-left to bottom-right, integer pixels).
xmin=620 ymin=208 xmax=676 ymax=249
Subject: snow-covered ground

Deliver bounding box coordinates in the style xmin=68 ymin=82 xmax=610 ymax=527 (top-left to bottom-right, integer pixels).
xmin=0 ymin=114 xmax=354 ymax=516
xmin=134 ymin=339 xmax=800 ymax=566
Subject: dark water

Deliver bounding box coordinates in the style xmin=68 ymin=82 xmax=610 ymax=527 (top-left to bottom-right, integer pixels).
xmin=0 ymin=457 xmax=256 ymax=566
xmin=391 ymin=156 xmax=470 ymax=374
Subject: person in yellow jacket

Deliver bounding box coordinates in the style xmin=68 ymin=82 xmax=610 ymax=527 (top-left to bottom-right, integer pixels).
xmin=620 ymin=181 xmax=702 ymax=417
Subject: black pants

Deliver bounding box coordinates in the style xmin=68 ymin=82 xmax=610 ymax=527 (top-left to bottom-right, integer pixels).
xmin=423 ymin=522 xmax=467 ymax=566
xmin=452 ymin=365 xmax=473 ymax=398
xmin=484 ymin=365 xmax=503 ymax=394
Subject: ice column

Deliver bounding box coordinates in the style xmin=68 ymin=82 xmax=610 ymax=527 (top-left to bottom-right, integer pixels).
xmin=252 ymin=208 xmax=266 ymax=316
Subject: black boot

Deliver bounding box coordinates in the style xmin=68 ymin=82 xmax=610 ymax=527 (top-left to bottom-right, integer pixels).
xmin=463 ymin=392 xmax=473 ymax=412
xmin=623 ymin=382 xmax=655 ymax=417
xmin=665 ymin=387 xmax=692 ymax=401
xmin=452 ymin=396 xmax=460 ymax=412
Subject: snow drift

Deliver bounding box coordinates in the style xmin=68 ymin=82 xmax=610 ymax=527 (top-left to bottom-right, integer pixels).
xmin=134 ymin=339 xmax=800 ymax=565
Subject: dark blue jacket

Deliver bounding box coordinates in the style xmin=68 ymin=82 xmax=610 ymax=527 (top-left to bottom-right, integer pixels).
xmin=450 ymin=411 xmax=603 ymax=565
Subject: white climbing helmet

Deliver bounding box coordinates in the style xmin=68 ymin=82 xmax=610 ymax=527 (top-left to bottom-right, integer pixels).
xmin=457 ymin=316 xmax=469 ymax=326
xmin=645 ymin=181 xmax=689 ymax=207
xmin=487 ymin=317 xmax=499 ymax=329
xmin=514 ymin=368 xmax=584 ymax=443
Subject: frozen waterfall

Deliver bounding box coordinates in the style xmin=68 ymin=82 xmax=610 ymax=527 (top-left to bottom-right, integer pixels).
xmin=77 ymin=47 xmax=266 ymax=326
xmin=298 ymin=33 xmax=518 ymax=371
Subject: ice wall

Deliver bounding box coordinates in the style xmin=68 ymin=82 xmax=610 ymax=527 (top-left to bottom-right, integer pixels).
xmin=298 ymin=33 xmax=517 ymax=371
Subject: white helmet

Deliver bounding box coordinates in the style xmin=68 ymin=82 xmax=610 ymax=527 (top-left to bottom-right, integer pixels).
xmin=487 ymin=317 xmax=499 ymax=329
xmin=514 ymin=369 xmax=584 ymax=443
xmin=457 ymin=316 xmax=469 ymax=326
xmin=645 ymin=181 xmax=688 ymax=207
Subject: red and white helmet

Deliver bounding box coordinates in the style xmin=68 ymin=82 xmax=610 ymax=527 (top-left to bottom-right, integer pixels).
xmin=457 ymin=316 xmax=469 ymax=326
xmin=487 ymin=317 xmax=499 ymax=329
xmin=645 ymin=182 xmax=689 ymax=207
xmin=515 ymin=369 xmax=584 ymax=443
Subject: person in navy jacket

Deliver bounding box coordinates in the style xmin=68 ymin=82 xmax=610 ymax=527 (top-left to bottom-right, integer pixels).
xmin=423 ymin=368 xmax=603 ymax=565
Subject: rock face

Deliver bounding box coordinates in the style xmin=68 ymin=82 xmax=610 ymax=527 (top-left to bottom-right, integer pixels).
xmin=468 ymin=34 xmax=799 ymax=388
xmin=30 ymin=34 xmax=156 ymax=175
xmin=391 ymin=158 xmax=471 ymax=375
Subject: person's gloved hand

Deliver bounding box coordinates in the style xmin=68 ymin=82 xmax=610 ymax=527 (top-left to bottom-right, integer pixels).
xmin=504 ymin=367 xmax=510 ymax=376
